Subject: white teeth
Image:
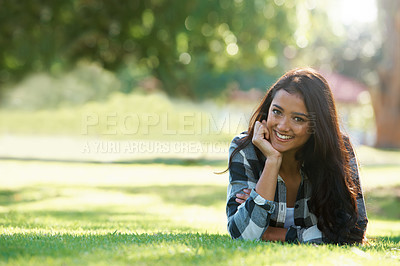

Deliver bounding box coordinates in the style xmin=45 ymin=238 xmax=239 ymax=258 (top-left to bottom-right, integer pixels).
xmin=276 ymin=131 xmax=293 ymax=140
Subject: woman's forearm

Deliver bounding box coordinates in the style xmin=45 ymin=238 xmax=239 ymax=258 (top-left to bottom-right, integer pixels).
xmin=255 ymin=157 xmax=281 ymax=201
xmin=261 ymin=226 xmax=288 ymax=242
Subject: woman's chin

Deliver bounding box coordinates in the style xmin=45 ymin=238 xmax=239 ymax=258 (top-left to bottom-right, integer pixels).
xmin=271 ymin=141 xmax=298 ymax=154
xmin=271 ymin=142 xmax=287 ymax=153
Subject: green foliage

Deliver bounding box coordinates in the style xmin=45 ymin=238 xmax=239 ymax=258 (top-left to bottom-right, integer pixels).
xmin=0 ymin=0 xmax=339 ymax=99
xmin=2 ymin=62 xmax=120 ymax=110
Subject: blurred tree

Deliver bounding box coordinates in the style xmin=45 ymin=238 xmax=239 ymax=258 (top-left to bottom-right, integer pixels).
xmin=373 ymin=0 xmax=400 ymax=148
xmin=0 ymin=0 xmax=330 ymax=99
xmin=293 ymin=0 xmax=399 ymax=148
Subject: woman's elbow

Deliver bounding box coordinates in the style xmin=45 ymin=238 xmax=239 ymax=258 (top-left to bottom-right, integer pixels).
xmin=227 ymin=220 xmax=262 ymax=241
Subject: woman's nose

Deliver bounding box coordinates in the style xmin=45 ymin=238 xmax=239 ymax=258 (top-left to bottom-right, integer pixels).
xmin=276 ymin=116 xmax=290 ymax=132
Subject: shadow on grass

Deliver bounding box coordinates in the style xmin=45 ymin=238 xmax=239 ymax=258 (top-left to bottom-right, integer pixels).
xmin=1 ymin=209 xmax=186 ymax=233
xmin=99 ymin=184 xmax=227 ymax=207
xmin=0 ymin=183 xmax=227 ymax=209
xmin=364 ymin=186 xmax=400 ymax=221
xmin=0 ymin=187 xmax=61 ymax=207
xmin=0 ymin=190 xmax=17 ymax=206
xmin=2 ymin=184 xmax=399 ymax=219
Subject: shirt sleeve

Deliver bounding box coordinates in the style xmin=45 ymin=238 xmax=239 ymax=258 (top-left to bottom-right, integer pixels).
xmin=226 ymin=137 xmax=275 ymax=240
xmin=285 ymin=139 xmax=368 ymax=244
xmin=285 ymin=225 xmax=324 ymax=243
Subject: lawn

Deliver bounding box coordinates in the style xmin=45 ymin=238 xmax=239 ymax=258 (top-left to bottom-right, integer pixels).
xmin=0 ymin=157 xmax=399 ymax=265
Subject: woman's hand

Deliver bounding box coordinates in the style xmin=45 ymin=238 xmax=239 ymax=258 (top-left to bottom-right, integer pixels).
xmin=235 ymin=188 xmax=251 ymax=204
xmin=252 ymin=120 xmax=281 ymax=159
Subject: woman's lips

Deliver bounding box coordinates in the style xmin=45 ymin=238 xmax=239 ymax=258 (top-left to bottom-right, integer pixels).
xmin=274 ymin=130 xmax=294 ymax=141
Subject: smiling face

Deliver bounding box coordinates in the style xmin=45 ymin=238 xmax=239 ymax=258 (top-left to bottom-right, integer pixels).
xmin=266 ymin=89 xmax=311 ymax=155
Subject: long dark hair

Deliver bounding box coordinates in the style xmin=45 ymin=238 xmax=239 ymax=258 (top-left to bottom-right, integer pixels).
xmin=228 ymin=68 xmax=363 ymax=244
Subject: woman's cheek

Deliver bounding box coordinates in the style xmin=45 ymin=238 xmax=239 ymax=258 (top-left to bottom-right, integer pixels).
xmin=266 ymin=116 xmax=276 ymax=129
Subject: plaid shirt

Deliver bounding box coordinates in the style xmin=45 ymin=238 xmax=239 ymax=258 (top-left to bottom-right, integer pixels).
xmin=226 ymin=133 xmax=368 ymax=243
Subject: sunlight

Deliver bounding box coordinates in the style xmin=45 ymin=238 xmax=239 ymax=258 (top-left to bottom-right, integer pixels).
xmin=339 ymin=0 xmax=377 ymax=25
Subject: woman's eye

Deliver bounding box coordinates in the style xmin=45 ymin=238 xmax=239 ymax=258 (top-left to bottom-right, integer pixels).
xmin=294 ymin=117 xmax=305 ymax=122
xmin=272 ymin=109 xmax=281 ymax=115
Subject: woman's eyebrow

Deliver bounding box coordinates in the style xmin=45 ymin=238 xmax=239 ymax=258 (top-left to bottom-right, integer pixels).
xmin=273 ymin=104 xmax=308 ymax=117
xmin=293 ymin=112 xmax=309 ymax=118
xmin=272 ymin=104 xmax=283 ymax=110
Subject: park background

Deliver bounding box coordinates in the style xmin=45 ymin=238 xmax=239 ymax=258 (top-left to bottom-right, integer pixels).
xmin=0 ymin=0 xmax=399 ymax=265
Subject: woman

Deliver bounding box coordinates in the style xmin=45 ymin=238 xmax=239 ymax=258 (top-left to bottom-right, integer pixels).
xmin=226 ymin=68 xmax=368 ymax=244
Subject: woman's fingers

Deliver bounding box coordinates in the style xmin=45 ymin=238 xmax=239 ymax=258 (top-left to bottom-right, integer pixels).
xmin=253 ymin=121 xmax=261 ymax=136
xmin=252 ymin=122 xmax=264 ymax=143
xmin=235 ymin=189 xmax=250 ymax=204
xmin=252 ymin=120 xmax=281 ymax=159
xmin=254 ymin=120 xmax=269 ymax=141
xmin=252 ymin=120 xmax=272 ymax=154
xmin=235 ymin=188 xmax=254 ymax=204
xmin=235 ymin=198 xmax=245 ymax=204
xmin=261 ymin=120 xmax=269 ymax=139
xmin=236 ymin=193 xmax=249 ymax=200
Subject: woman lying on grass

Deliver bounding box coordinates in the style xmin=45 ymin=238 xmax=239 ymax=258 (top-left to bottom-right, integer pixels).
xmin=226 ymin=68 xmax=368 ymax=244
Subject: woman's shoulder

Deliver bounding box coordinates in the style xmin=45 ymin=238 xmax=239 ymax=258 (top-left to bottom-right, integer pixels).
xmin=230 ymin=131 xmax=249 ymax=146
xmin=229 ymin=132 xmax=259 ymax=161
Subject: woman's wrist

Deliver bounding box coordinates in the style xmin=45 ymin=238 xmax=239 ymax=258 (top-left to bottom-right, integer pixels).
xmin=255 ymin=155 xmax=281 ymax=201
xmin=265 ymin=154 xmax=282 ymax=166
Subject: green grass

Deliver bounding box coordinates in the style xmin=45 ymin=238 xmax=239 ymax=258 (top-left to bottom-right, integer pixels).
xmin=0 ymin=159 xmax=399 ymax=265
xmin=2 ymin=232 xmax=399 ymax=265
